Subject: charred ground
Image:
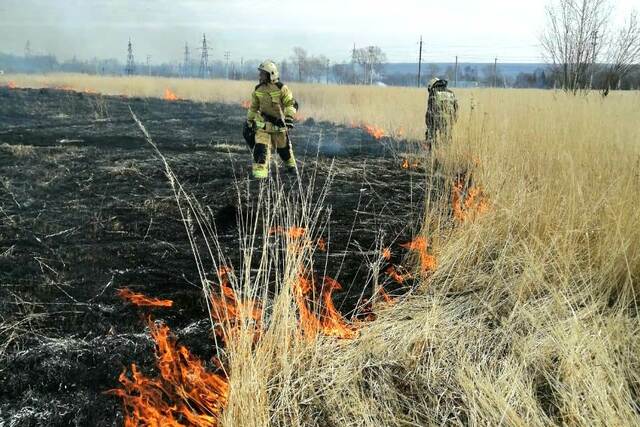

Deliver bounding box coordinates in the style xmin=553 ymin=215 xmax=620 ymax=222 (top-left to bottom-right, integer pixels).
xmin=0 ymin=87 xmax=433 ymax=425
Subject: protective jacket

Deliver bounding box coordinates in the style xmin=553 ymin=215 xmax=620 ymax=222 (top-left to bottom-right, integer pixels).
xmin=426 ymin=88 xmax=458 ymax=130
xmin=247 ymin=82 xmax=296 ymax=132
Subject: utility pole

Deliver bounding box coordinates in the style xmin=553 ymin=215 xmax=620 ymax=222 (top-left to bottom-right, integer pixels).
xmin=493 ymin=57 xmax=498 ymax=88
xmin=417 ymin=36 xmax=423 ymax=87
xmin=240 ymin=57 xmax=244 ymax=80
xmin=183 ymin=42 xmax=191 ymax=78
xmin=326 ymin=59 xmax=330 ymax=84
xmin=146 ymin=55 xmax=151 ymax=76
xmin=125 ymin=38 xmax=135 ymax=76
xmin=454 ymin=55 xmax=458 ymax=88
xmin=24 ymin=40 xmax=31 ymax=58
xmin=224 ymin=51 xmax=231 ymax=79
xmin=198 ymin=33 xmax=212 ymax=79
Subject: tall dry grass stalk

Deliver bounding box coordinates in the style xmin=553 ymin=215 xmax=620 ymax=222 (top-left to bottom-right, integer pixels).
xmin=8 ymin=74 xmax=639 ymax=424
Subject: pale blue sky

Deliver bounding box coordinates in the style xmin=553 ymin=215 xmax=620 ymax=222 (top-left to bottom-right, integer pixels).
xmin=0 ymin=0 xmax=637 ymax=63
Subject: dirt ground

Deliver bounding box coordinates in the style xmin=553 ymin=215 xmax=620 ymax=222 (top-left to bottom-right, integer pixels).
xmin=0 ymin=87 xmax=432 ymax=426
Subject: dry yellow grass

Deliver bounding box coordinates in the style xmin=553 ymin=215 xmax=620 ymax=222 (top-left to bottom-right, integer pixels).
xmin=3 ymin=73 xmax=639 ymax=425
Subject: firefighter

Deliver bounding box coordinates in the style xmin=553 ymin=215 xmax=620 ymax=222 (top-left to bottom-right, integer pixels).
xmin=245 ymin=60 xmax=297 ymax=179
xmin=425 ymin=77 xmax=458 ymax=151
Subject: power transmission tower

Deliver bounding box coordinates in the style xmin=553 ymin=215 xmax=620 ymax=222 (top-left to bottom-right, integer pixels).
xmin=125 ymin=38 xmax=135 ymax=76
xmin=224 ymin=51 xmax=231 ymax=79
xmin=417 ymin=36 xmax=423 ymax=87
xmin=454 ymin=55 xmax=458 ymax=88
xmin=198 ymin=33 xmax=212 ymax=79
xmin=493 ymin=57 xmax=498 ymax=88
xmin=183 ymin=42 xmax=191 ymax=78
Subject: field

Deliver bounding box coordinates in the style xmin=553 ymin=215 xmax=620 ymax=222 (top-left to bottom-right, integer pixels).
xmin=1 ymin=73 xmax=640 ymax=426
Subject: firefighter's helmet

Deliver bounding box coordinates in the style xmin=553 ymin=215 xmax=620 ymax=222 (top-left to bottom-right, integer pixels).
xmin=258 ymin=60 xmax=279 ymax=82
xmin=428 ymin=77 xmax=447 ymax=91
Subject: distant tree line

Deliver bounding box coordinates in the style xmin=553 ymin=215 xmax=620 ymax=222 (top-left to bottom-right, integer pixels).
xmin=2 ymin=39 xmax=639 ymax=90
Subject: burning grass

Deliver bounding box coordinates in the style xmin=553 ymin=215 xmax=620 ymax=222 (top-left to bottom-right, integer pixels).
xmin=116 ymin=288 xmax=174 ymax=308
xmin=104 ymin=86 xmax=640 ymax=425
xmin=4 ymin=74 xmax=638 ymax=424
xmin=164 ymin=88 xmax=179 ymax=101
xmin=108 ymin=320 xmax=229 ymax=426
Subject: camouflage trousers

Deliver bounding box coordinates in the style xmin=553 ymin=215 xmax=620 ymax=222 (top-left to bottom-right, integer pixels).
xmin=426 ymin=125 xmax=452 ymax=152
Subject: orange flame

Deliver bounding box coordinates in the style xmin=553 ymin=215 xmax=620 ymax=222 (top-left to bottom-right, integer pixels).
xmin=317 ymin=238 xmax=327 ymax=252
xmin=382 ymin=247 xmax=392 ymax=260
xmin=6 ymin=81 xmax=17 ymax=89
xmin=386 ymin=266 xmax=410 ymax=284
xmin=452 ymin=180 xmax=489 ymax=222
xmin=109 ymin=320 xmax=228 ymax=426
xmin=401 ymin=236 xmax=437 ymax=274
xmin=293 ymin=274 xmax=357 ymax=341
xmin=377 ymin=287 xmax=396 ymax=305
xmin=363 ymin=124 xmax=385 ymax=140
xmin=400 ymin=237 xmax=428 ymax=252
xmin=117 ymin=288 xmax=174 ymax=308
xmin=241 ymin=100 xmax=251 ymax=109
xmin=164 ymin=88 xmax=179 ymax=101
xmin=402 ymin=159 xmax=409 ymax=169
xmin=269 ymin=226 xmax=306 ymax=239
xmin=209 ymin=267 xmax=262 ymax=343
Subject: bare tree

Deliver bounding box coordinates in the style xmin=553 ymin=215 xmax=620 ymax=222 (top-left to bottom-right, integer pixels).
xmin=291 ymin=47 xmax=309 ymax=82
xmin=602 ymin=11 xmax=640 ymax=94
xmin=541 ymin=0 xmax=611 ymax=93
xmin=353 ymin=46 xmax=387 ymax=85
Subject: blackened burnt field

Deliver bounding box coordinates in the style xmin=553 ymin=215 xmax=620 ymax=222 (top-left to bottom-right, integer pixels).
xmin=0 ymin=87 xmax=430 ymax=425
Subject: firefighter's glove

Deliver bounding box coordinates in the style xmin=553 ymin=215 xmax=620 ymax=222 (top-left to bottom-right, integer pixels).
xmin=285 ymin=117 xmax=295 ymax=129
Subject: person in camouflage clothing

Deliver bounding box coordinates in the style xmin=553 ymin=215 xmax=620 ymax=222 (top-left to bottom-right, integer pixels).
xmin=425 ymin=77 xmax=458 ymax=151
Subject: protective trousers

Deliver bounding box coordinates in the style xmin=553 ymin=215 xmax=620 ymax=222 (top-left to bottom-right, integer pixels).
xmin=426 ymin=120 xmax=453 ymax=152
xmin=252 ymin=128 xmax=295 ymax=178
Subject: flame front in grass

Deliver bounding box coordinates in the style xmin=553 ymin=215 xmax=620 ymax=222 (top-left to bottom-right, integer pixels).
xmin=452 ymin=180 xmax=489 ymax=222
xmin=382 ymin=247 xmax=392 ymax=260
xmin=209 ymin=267 xmax=262 ymax=343
xmin=269 ymin=226 xmax=306 ymax=239
xmin=363 ymin=124 xmax=385 ymax=140
xmin=6 ymin=81 xmax=17 ymax=89
xmin=109 ymin=321 xmax=228 ymax=426
xmin=386 ymin=266 xmax=410 ymax=284
xmin=164 ymin=88 xmax=179 ymax=101
xmin=117 ymin=288 xmax=174 ymax=308
xmin=293 ymin=274 xmax=357 ymax=341
xmin=401 ymin=236 xmax=437 ymax=274
xmin=377 ymin=287 xmax=396 ymax=305
xmin=241 ymin=100 xmax=252 ymax=109
xmin=400 ymin=237 xmax=427 ymax=252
